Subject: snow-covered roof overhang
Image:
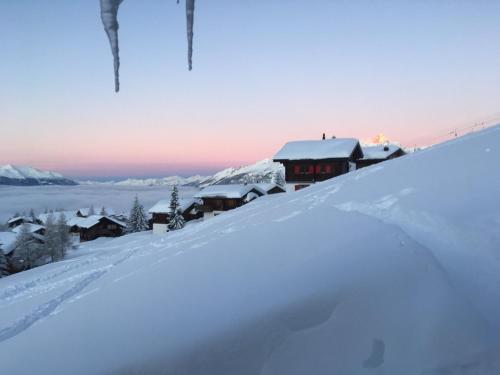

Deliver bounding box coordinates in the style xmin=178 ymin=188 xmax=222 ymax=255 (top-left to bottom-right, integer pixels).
xmin=273 ymin=138 xmax=363 ymax=161
xmin=194 ymin=185 xmax=266 ymax=199
xmin=359 ymin=144 xmax=404 ymax=160
xmin=148 ymin=198 xmax=201 ymax=214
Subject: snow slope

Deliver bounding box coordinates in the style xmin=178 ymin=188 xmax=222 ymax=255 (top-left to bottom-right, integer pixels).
xmin=0 ymin=127 xmax=500 ymax=374
xmin=0 ymin=165 xmax=76 ymax=186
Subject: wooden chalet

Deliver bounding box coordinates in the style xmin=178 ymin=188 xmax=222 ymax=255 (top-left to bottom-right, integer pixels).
xmin=7 ymin=216 xmax=32 ymax=229
xmin=356 ymin=144 xmax=406 ymax=169
xmin=12 ymin=223 xmax=46 ymax=236
xmin=68 ymin=215 xmax=126 ymax=242
xmin=149 ymin=198 xmax=203 ymax=234
xmin=273 ymin=138 xmax=364 ymax=190
xmin=194 ymin=184 xmax=266 ymax=219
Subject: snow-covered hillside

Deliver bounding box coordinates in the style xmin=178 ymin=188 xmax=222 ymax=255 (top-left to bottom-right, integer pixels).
xmin=0 ymin=165 xmax=76 ymax=186
xmin=0 ymin=127 xmax=500 ymax=374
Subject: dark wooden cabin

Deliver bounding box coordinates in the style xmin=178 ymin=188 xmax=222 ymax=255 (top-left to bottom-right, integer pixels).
xmin=255 ymin=183 xmax=286 ymax=195
xmin=194 ymin=185 xmax=266 ymax=219
xmin=273 ymin=138 xmax=364 ymax=190
xmin=68 ymin=215 xmax=126 ymax=242
xmin=356 ymin=144 xmax=406 ymax=169
xmin=149 ymin=198 xmax=203 ymax=234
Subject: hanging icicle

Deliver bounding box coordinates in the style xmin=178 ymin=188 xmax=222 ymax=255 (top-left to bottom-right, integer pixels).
xmin=186 ymin=0 xmax=195 ymax=71
xmin=100 ymin=0 xmax=195 ymax=92
xmin=100 ymin=0 xmax=124 ymax=92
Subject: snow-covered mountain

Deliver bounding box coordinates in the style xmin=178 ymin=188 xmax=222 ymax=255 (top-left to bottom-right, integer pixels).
xmin=0 ymin=165 xmax=77 ymax=186
xmin=92 ymin=159 xmax=284 ymax=187
xmin=1 ymin=126 xmax=500 ymax=374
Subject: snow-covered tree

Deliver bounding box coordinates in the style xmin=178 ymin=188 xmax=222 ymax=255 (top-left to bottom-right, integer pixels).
xmin=100 ymin=206 xmax=107 ymax=216
xmin=168 ymin=209 xmax=185 ymax=231
xmin=29 ymin=208 xmax=37 ymax=223
xmin=169 ymin=185 xmax=180 ymax=214
xmin=0 ymin=249 xmax=9 ymax=278
xmin=57 ymin=213 xmax=72 ymax=259
xmin=273 ymin=170 xmax=286 ymax=187
xmin=13 ymin=224 xmax=37 ymax=270
xmin=127 ymin=196 xmax=149 ymax=233
xmin=44 ymin=214 xmax=60 ymax=262
xmin=88 ymin=205 xmax=96 ymax=216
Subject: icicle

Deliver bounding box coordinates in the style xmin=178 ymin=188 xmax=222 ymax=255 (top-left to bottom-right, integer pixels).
xmin=100 ymin=0 xmax=124 ymax=92
xmin=186 ymin=0 xmax=195 ymax=71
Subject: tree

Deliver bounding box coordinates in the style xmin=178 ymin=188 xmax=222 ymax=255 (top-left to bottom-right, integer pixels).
xmin=88 ymin=205 xmax=95 ymax=216
xmin=168 ymin=186 xmax=185 ymax=231
xmin=57 ymin=213 xmax=72 ymax=259
xmin=13 ymin=224 xmax=36 ymax=271
xmin=44 ymin=214 xmax=60 ymax=262
xmin=29 ymin=208 xmax=37 ymax=223
xmin=0 ymin=249 xmax=9 ymax=278
xmin=127 ymin=196 xmax=149 ymax=233
xmin=273 ymin=170 xmax=285 ymax=187
xmin=168 ymin=209 xmax=185 ymax=231
xmin=169 ymin=185 xmax=180 ymax=215
xmin=100 ymin=206 xmax=107 ymax=216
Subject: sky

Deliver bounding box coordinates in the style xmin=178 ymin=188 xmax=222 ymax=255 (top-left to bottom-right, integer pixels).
xmin=1 ymin=0 xmax=500 ymax=179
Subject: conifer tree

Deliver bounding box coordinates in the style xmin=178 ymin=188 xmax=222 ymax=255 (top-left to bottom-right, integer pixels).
xmin=44 ymin=214 xmax=60 ymax=262
xmin=127 ymin=196 xmax=149 ymax=233
xmin=273 ymin=170 xmax=285 ymax=187
xmin=0 ymin=249 xmax=9 ymax=278
xmin=168 ymin=209 xmax=185 ymax=231
xmin=100 ymin=206 xmax=107 ymax=216
xmin=29 ymin=208 xmax=36 ymax=223
xmin=57 ymin=213 xmax=72 ymax=259
xmin=168 ymin=186 xmax=185 ymax=231
xmin=88 ymin=205 xmax=95 ymax=216
xmin=14 ymin=224 xmax=35 ymax=270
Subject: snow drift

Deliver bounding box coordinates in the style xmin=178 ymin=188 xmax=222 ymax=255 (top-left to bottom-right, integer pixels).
xmin=0 ymin=127 xmax=500 ymax=374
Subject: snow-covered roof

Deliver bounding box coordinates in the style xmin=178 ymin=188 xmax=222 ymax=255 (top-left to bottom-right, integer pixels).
xmin=77 ymin=207 xmax=116 ymax=217
xmin=148 ymin=198 xmax=201 ymax=214
xmin=68 ymin=215 xmax=126 ymax=229
xmin=37 ymin=211 xmax=78 ymax=225
xmin=0 ymin=232 xmax=17 ymax=255
xmin=273 ymin=138 xmax=362 ymax=161
xmin=7 ymin=216 xmax=28 ymax=224
xmin=194 ymin=184 xmax=266 ymax=199
xmin=12 ymin=223 xmax=45 ymax=234
xmin=254 ymin=183 xmax=285 ymax=193
xmin=360 ymin=144 xmax=403 ymax=160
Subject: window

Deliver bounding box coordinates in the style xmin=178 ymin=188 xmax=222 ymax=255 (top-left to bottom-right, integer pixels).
xmin=294 ymin=164 xmax=313 ymax=175
xmin=316 ymin=164 xmax=333 ymax=174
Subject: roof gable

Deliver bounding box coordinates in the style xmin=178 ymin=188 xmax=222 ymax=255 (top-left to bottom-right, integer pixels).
xmin=194 ymin=184 xmax=266 ymax=199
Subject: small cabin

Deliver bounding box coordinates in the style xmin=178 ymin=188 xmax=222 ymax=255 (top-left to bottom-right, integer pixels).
xmin=194 ymin=184 xmax=266 ymax=219
xmin=273 ymin=138 xmax=364 ymax=190
xmin=12 ymin=223 xmax=46 ymax=236
xmin=148 ymin=198 xmax=203 ymax=235
xmin=357 ymin=144 xmax=406 ymax=169
xmin=254 ymin=183 xmax=286 ymax=195
xmin=7 ymin=217 xmax=31 ymax=229
xmin=68 ymin=215 xmax=126 ymax=242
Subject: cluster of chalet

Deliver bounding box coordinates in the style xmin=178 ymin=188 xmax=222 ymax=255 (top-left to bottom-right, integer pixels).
xmin=148 ymin=136 xmax=404 ymax=234
xmin=273 ymin=136 xmax=405 ymax=191
xmin=3 ymin=208 xmax=127 ymax=248
xmin=149 ymin=183 xmax=286 ymax=234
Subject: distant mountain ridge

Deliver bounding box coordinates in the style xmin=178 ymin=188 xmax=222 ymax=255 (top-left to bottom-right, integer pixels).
xmin=80 ymin=159 xmax=284 ymax=188
xmin=0 ymin=165 xmax=77 ymax=186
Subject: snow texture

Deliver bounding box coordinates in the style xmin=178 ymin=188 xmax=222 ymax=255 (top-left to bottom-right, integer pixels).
xmin=0 ymin=126 xmax=500 ymax=374
xmin=0 ymin=232 xmax=17 ymax=255
xmin=273 ymin=138 xmax=361 ymax=160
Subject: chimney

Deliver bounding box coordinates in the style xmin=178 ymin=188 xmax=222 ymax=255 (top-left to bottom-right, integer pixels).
xmin=383 ymin=145 xmax=389 ymax=151
xmin=322 ymin=133 xmax=326 ymax=140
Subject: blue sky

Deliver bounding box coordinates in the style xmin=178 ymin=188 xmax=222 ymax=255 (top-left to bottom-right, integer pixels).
xmin=1 ymin=0 xmax=499 ymax=178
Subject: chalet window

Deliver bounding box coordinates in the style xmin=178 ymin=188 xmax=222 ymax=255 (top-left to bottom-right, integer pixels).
xmin=107 ymin=224 xmax=117 ymax=230
xmin=294 ymin=164 xmax=313 ymax=175
xmin=316 ymin=164 xmax=333 ymax=174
